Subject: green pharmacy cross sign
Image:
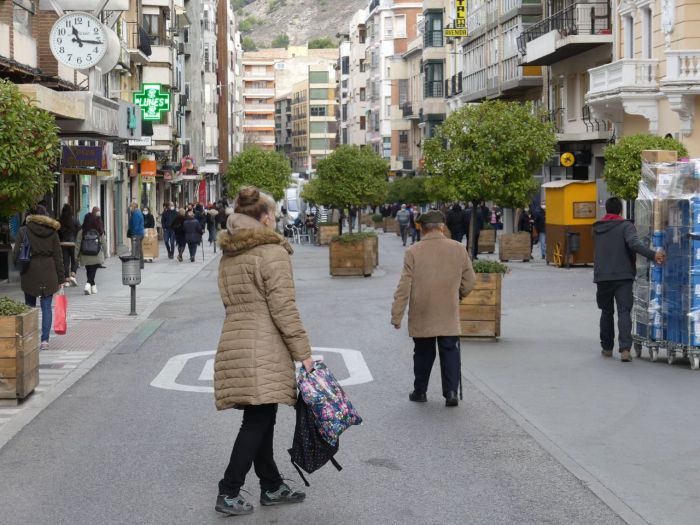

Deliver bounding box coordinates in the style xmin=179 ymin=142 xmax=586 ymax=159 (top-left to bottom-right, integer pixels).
xmin=133 ymin=84 xmax=170 ymax=121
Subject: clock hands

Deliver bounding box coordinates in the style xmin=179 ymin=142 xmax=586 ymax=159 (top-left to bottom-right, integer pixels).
xmin=70 ymin=26 xmax=102 ymax=47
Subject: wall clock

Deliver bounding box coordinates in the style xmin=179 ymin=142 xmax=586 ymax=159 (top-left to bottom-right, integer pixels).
xmin=49 ymin=12 xmax=107 ymax=70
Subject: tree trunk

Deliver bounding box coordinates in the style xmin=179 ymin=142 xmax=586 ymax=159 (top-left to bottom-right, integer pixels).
xmin=358 ymin=208 xmax=362 ymax=233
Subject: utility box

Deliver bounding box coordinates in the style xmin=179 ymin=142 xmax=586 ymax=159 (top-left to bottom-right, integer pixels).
xmin=543 ymin=180 xmax=597 ymax=267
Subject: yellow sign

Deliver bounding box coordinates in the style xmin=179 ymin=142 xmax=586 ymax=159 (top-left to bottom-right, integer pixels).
xmin=455 ymin=0 xmax=466 ymax=26
xmin=445 ymin=29 xmax=468 ymax=37
xmin=560 ymin=152 xmax=576 ymax=167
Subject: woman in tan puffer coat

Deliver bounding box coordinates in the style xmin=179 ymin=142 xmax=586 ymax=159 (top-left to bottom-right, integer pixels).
xmin=214 ymin=186 xmax=314 ymax=517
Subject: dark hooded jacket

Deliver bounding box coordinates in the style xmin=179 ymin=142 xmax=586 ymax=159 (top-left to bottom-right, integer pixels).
xmin=13 ymin=214 xmax=64 ymax=297
xmin=446 ymin=204 xmax=469 ymax=238
xmin=592 ymin=218 xmax=656 ymax=283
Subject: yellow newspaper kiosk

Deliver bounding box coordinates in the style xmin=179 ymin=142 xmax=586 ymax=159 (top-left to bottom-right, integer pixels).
xmin=542 ymin=180 xmax=597 ymax=267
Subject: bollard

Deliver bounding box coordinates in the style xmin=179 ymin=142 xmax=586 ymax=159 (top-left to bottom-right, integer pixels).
xmin=119 ymin=255 xmax=141 ymax=316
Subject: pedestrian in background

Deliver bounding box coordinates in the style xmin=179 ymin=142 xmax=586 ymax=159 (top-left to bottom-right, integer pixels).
xmin=206 ymin=206 xmax=219 ymax=245
xmin=13 ymin=205 xmax=64 ymax=351
xmin=446 ymin=203 xmax=469 ymax=244
xmin=391 ymin=210 xmax=476 ymax=407
xmin=412 ymin=209 xmax=422 ymax=244
xmin=76 ymin=211 xmax=106 ymax=295
xmin=161 ymin=202 xmax=178 ymax=259
xmin=593 ymin=197 xmax=666 ymax=362
xmin=214 ymin=186 xmax=313 ymax=516
xmin=58 ymin=204 xmax=80 ymax=286
xmin=128 ymin=201 xmax=145 ymax=269
xmin=143 ymin=206 xmax=155 ymax=229
xmin=396 ymin=204 xmax=411 ymax=246
xmin=534 ymin=204 xmax=547 ymax=259
xmin=183 ymin=211 xmax=203 ymax=262
xmin=172 ymin=208 xmax=187 ymax=262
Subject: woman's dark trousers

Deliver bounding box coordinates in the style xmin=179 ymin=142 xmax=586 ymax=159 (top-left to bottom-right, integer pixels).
xmin=85 ymin=264 xmax=99 ymax=286
xmin=219 ymin=404 xmax=283 ymax=497
xmin=62 ymin=245 xmax=77 ymax=277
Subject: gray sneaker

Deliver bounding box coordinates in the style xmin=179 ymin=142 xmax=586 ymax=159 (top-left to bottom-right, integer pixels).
xmin=215 ymin=494 xmax=254 ymax=516
xmin=260 ymin=482 xmax=306 ymax=506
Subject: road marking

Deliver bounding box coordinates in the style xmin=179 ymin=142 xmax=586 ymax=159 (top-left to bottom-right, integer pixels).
xmin=151 ymin=347 xmax=373 ymax=393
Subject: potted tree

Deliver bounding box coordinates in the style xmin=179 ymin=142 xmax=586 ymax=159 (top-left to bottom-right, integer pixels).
xmin=0 ymin=298 xmax=40 ymax=400
xmin=424 ymin=100 xmax=556 ymax=260
xmin=310 ymin=146 xmax=388 ymax=276
xmin=460 ymin=261 xmax=508 ymax=338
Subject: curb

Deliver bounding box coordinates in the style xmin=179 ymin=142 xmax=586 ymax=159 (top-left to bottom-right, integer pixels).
xmin=0 ymin=254 xmax=221 ymax=452
xmin=460 ymin=365 xmax=650 ymax=525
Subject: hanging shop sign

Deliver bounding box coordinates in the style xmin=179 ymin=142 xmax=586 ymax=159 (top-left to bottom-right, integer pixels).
xmin=133 ymin=84 xmax=171 ymax=121
xmin=61 ymin=143 xmax=112 ymax=175
xmin=560 ymin=152 xmax=576 ymax=168
xmin=445 ymin=0 xmax=468 ymax=37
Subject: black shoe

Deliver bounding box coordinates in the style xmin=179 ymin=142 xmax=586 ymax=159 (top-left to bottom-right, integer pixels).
xmin=260 ymin=482 xmax=306 ymax=506
xmin=409 ymin=390 xmax=427 ymax=402
xmin=98 ymin=264 xmax=107 ymax=269
xmin=215 ymin=494 xmax=254 ymax=516
xmin=445 ymin=391 xmax=459 ymax=407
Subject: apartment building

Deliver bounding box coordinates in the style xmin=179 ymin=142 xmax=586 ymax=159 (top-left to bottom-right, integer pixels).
xmin=290 ymin=65 xmax=338 ymax=174
xmin=586 ymin=0 xmax=700 ymax=156
xmin=340 ymin=8 xmax=369 ymax=147
xmin=242 ymin=47 xmax=338 ymax=153
xmin=518 ymin=0 xmax=613 ymax=181
xmin=275 ymin=95 xmax=292 ymax=158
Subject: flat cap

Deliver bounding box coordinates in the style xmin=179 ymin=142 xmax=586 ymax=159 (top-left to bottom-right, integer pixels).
xmin=418 ymin=210 xmax=445 ymax=225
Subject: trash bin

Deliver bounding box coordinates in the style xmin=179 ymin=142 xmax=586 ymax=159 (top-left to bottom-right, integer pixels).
xmin=566 ymin=231 xmax=581 ymax=253
xmin=119 ymin=255 xmax=141 ymax=286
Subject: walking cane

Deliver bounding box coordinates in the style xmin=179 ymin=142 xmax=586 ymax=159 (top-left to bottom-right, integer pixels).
xmin=457 ymin=338 xmax=463 ymax=401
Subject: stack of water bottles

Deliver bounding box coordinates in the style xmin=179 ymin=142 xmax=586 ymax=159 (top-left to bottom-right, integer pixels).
xmin=633 ymin=152 xmax=700 ymax=369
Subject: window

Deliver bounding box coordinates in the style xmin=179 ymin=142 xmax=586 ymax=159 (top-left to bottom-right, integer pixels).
xmin=360 ymin=116 xmax=366 ymax=130
xmin=143 ymin=14 xmax=160 ymax=44
xmin=394 ymin=15 xmax=407 ymax=38
xmin=384 ymin=16 xmax=393 ymax=38
xmin=398 ymin=130 xmax=409 ymax=157
xmin=424 ymin=12 xmax=443 ymax=47
xmin=13 ymin=0 xmax=34 ymax=35
xmin=359 ymin=27 xmax=367 ymax=44
xmin=310 ymin=88 xmax=327 ymax=100
xmin=342 ymin=104 xmax=348 ymax=121
xmin=424 ymin=61 xmax=444 ymax=98
xmin=385 ymin=96 xmax=391 ymax=118
xmin=623 ymin=15 xmax=633 ymax=59
xmin=359 ymin=59 xmax=367 ymax=72
xmin=383 ymin=137 xmax=391 ymax=159
xmin=641 ymin=7 xmax=652 ymax=59
xmin=309 ymin=71 xmax=330 ymax=84
xmin=310 ymin=122 xmax=328 ymax=133
xmin=359 ymin=88 xmax=366 ymax=101
xmin=310 ymin=105 xmax=327 ymax=116
xmin=341 ymin=57 xmax=350 ymax=75
xmin=311 ymin=138 xmax=330 ymax=151
xmin=567 ymin=74 xmax=577 ymax=121
xmin=399 ymin=79 xmax=409 ymax=106
xmin=204 ymin=43 xmax=211 ymax=71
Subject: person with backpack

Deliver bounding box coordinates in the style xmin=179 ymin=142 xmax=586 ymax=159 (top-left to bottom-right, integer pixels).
xmin=183 ymin=211 xmax=203 ymax=262
xmin=58 ymin=204 xmax=81 ymax=286
xmin=12 ymin=205 xmax=64 ymax=351
xmin=214 ymin=186 xmax=314 ymax=517
xmin=76 ymin=212 xmax=106 ymax=295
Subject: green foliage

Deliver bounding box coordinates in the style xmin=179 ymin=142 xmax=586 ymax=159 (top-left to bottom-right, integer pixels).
xmin=331 ymin=232 xmax=378 ymax=243
xmin=424 ymin=175 xmax=459 ymax=203
xmin=371 ymin=213 xmax=383 ymax=223
xmin=241 ymin=36 xmax=257 ymax=51
xmin=226 ymin=147 xmax=291 ymax=201
xmin=231 ymin=0 xmax=255 ymax=12
xmin=603 ymin=134 xmax=689 ymax=200
xmin=387 ymin=177 xmax=429 ymax=205
xmin=424 ymin=100 xmax=556 ymax=208
xmin=472 ymin=260 xmax=509 ymax=274
xmin=0 ymin=79 xmax=60 ymax=217
xmin=271 ymin=33 xmax=290 ymax=49
xmin=239 ymin=16 xmax=262 ymax=34
xmin=308 ymin=37 xmax=336 ymax=49
xmin=267 ymin=0 xmax=286 ymax=13
xmin=0 ymin=296 xmax=30 ymax=316
xmin=312 ymin=146 xmax=388 ymax=208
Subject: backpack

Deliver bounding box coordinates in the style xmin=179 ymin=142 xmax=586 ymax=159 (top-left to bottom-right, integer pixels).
xmin=81 ymin=229 xmax=101 ymax=256
xmin=17 ymin=230 xmax=31 ymax=274
xmin=288 ymin=395 xmax=342 ymax=487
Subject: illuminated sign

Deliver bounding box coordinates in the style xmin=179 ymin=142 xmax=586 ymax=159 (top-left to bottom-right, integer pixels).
xmin=133 ymin=84 xmax=170 ymax=121
xmin=445 ymin=0 xmax=468 ymax=38
xmin=560 ymin=152 xmax=576 ymax=167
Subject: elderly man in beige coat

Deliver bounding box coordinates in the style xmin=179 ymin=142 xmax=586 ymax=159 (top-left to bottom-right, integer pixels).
xmin=391 ymin=210 xmax=476 ymax=407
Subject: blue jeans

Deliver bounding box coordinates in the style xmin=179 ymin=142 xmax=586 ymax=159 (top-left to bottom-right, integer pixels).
xmin=24 ymin=293 xmax=53 ymax=342
xmin=539 ymin=232 xmax=546 ymax=258
xmin=163 ymin=228 xmax=176 ymax=256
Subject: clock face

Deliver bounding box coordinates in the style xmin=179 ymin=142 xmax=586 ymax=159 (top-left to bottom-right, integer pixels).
xmin=49 ymin=12 xmax=107 ymax=70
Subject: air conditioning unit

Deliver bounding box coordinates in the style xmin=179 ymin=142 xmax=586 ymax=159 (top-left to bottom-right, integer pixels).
xmin=177 ymin=42 xmax=185 ymax=55
xmin=179 ymin=93 xmax=188 ymax=107
xmin=183 ymin=43 xmax=192 ymax=56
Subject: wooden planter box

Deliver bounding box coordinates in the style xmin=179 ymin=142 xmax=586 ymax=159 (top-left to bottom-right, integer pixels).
xmin=383 ymin=217 xmax=398 ymax=234
xmin=318 ymin=224 xmax=338 ymax=246
xmin=360 ymin=214 xmax=374 ymax=227
xmin=499 ymin=232 xmax=531 ymax=262
xmin=478 ymin=229 xmax=496 ymax=254
xmin=460 ymin=273 xmax=502 ymax=338
xmin=367 ymin=235 xmax=379 ymax=267
xmin=0 ymin=309 xmax=40 ymax=399
xmin=329 ymin=237 xmax=374 ymax=277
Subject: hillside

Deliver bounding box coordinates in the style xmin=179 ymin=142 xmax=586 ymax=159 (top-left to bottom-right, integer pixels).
xmin=234 ymin=0 xmax=366 ymax=47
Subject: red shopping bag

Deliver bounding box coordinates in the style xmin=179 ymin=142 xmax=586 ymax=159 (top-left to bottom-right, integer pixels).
xmin=54 ymin=288 xmax=67 ymax=335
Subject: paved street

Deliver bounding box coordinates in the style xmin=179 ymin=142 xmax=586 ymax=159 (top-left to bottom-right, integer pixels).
xmin=0 ymin=231 xmax=696 ymax=524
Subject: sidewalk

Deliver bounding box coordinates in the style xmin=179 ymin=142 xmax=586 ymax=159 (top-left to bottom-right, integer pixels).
xmin=0 ymin=242 xmax=220 ymax=448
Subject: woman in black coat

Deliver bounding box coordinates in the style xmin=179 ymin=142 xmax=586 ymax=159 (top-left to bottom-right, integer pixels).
xmin=58 ymin=204 xmax=81 ymax=285
xmin=183 ymin=211 xmax=203 ymax=262
xmin=143 ymin=207 xmax=156 ymax=229
xmin=172 ymin=209 xmax=187 ymax=262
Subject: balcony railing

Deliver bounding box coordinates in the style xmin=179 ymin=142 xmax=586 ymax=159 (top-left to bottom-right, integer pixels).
xmin=243 ymin=119 xmax=275 ymax=127
xmin=542 ymin=107 xmax=564 ymax=133
xmin=664 ymin=50 xmax=700 ymax=83
xmin=424 ymin=80 xmax=444 ymax=98
xmin=464 ymin=70 xmax=487 ymax=95
xmin=424 ymin=31 xmax=443 ymax=48
xmin=401 ymin=102 xmax=418 ymax=118
xmin=588 ymin=59 xmax=659 ymax=96
xmin=517 ymin=0 xmax=611 ymax=55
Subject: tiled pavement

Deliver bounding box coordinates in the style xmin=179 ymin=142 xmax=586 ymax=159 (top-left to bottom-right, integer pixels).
xmin=0 ymin=245 xmax=220 ymax=441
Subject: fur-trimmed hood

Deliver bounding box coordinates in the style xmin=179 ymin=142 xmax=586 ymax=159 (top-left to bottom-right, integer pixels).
xmin=26 ymin=214 xmax=60 ymax=237
xmin=217 ymin=213 xmax=292 ymax=256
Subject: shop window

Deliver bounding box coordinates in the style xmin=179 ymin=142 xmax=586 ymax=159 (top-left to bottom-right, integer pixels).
xmin=13 ymin=0 xmax=34 ymax=35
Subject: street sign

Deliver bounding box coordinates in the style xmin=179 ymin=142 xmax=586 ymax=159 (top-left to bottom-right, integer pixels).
xmin=133 ymin=84 xmax=170 ymax=121
xmin=560 ymin=152 xmax=576 ymax=167
xmin=445 ymin=29 xmax=468 ymax=37
xmin=446 ymin=0 xmax=468 ymax=38
xmin=150 ymin=347 xmax=373 ymax=393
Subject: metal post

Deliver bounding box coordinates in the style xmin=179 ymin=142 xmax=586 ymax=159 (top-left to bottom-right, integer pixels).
xmin=129 ymin=285 xmax=137 ymax=316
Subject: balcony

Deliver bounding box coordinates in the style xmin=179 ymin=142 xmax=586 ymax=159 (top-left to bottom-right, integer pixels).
xmin=243 ymin=88 xmax=275 ymax=97
xmin=402 ymin=102 xmax=420 ymax=119
xmin=245 ymin=104 xmax=275 ymax=112
xmin=243 ymin=71 xmax=274 ymax=81
xmin=500 ymin=56 xmax=542 ymax=94
xmin=518 ymin=0 xmax=611 ymax=66
xmin=142 ymin=65 xmax=172 ymax=86
xmin=243 ymin=119 xmax=276 ymax=128
xmin=663 ymin=50 xmax=700 ymax=85
xmin=661 ymin=50 xmax=700 ymax=135
xmin=125 ymin=23 xmax=151 ymax=64
xmin=424 ymin=80 xmax=444 ymax=99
